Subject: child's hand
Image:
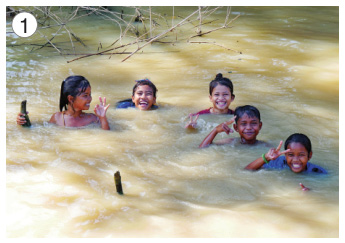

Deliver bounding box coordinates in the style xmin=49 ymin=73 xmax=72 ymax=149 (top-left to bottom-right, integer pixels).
xmin=94 ymin=97 xmax=110 ymax=118
xmin=265 ymin=140 xmax=290 ymax=162
xmin=16 ymin=112 xmax=28 ymax=125
xmin=215 ymin=116 xmax=236 ymax=134
xmin=185 ymin=114 xmax=199 ymax=129
xmin=299 ymin=183 xmax=310 ymax=191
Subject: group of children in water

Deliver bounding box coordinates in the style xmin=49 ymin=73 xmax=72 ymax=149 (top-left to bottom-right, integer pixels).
xmin=16 ymin=73 xmax=327 ymax=181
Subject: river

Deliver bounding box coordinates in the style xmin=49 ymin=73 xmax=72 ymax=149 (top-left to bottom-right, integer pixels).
xmin=6 ymin=6 xmax=339 ymax=237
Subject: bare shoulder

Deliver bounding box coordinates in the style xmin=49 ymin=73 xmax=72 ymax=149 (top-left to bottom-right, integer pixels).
xmin=49 ymin=112 xmax=61 ymax=124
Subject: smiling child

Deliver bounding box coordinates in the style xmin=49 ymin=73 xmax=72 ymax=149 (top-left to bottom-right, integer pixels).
xmin=116 ymin=79 xmax=158 ymax=111
xmin=17 ymin=75 xmax=110 ymax=130
xmin=199 ymin=105 xmax=266 ymax=148
xmin=186 ymin=73 xmax=235 ymax=129
xmin=245 ymin=133 xmax=327 ymax=174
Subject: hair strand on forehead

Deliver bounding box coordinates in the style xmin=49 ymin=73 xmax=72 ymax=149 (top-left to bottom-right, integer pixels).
xmin=132 ymin=79 xmax=158 ymax=97
xmin=285 ymin=133 xmax=312 ymax=156
xmin=59 ymin=75 xmax=90 ymax=112
xmin=234 ymin=105 xmax=260 ymax=123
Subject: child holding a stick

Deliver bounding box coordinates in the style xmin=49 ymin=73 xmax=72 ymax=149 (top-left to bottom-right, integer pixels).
xmin=16 ymin=75 xmax=110 ymax=130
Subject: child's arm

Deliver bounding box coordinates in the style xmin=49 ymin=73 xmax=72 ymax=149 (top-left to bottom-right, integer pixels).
xmin=199 ymin=116 xmax=236 ymax=148
xmin=94 ymin=96 xmax=110 ymax=130
xmin=245 ymin=141 xmax=290 ymax=170
xmin=185 ymin=114 xmax=199 ymax=129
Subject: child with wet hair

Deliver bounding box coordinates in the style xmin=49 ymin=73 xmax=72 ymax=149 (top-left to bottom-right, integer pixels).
xmin=186 ymin=73 xmax=235 ymax=129
xmin=245 ymin=133 xmax=327 ymax=174
xmin=16 ymin=75 xmax=110 ymax=130
xmin=116 ymin=78 xmax=158 ymax=111
xmin=199 ymin=105 xmax=265 ymax=147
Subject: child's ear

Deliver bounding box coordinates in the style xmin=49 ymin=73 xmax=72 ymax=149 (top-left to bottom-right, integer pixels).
xmin=259 ymin=121 xmax=263 ymax=130
xmin=67 ymin=95 xmax=74 ymax=104
xmin=209 ymin=95 xmax=212 ymax=102
xmin=231 ymin=94 xmax=235 ymax=102
xmin=308 ymin=151 xmax=313 ymax=160
xmin=153 ymin=97 xmax=156 ymax=104
xmin=131 ymin=95 xmax=135 ymax=103
xmin=233 ymin=123 xmax=238 ymax=132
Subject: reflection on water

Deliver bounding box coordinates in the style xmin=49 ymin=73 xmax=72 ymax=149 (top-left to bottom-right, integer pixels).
xmin=6 ymin=6 xmax=338 ymax=237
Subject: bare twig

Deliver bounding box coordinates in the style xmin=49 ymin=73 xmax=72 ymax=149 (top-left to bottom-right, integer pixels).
xmin=8 ymin=6 xmax=241 ymax=62
xmin=188 ymin=13 xmax=240 ymax=40
xmin=121 ymin=8 xmax=202 ymax=62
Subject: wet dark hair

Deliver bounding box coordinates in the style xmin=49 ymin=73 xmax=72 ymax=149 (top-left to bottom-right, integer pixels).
xmin=209 ymin=73 xmax=234 ymax=96
xmin=234 ymin=105 xmax=261 ymax=123
xmin=132 ymin=79 xmax=158 ymax=98
xmin=284 ymin=133 xmax=312 ymax=156
xmin=59 ymin=75 xmax=91 ymax=112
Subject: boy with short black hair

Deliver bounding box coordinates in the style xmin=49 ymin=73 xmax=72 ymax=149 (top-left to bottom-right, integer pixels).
xmin=199 ymin=105 xmax=266 ymax=148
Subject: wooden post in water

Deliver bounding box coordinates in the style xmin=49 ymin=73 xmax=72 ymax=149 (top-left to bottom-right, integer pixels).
xmin=114 ymin=171 xmax=123 ymax=195
xmin=20 ymin=100 xmax=31 ymax=127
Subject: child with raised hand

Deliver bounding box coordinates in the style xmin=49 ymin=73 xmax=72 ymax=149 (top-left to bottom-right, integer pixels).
xmin=116 ymin=79 xmax=158 ymax=111
xmin=186 ymin=73 xmax=235 ymax=129
xmin=199 ymin=105 xmax=265 ymax=148
xmin=245 ymin=133 xmax=327 ymax=174
xmin=16 ymin=75 xmax=110 ymax=130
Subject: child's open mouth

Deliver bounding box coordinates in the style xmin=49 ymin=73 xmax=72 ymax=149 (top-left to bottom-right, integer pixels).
xmin=291 ymin=162 xmax=303 ymax=171
xmin=139 ymin=100 xmax=149 ymax=108
xmin=216 ymin=101 xmax=227 ymax=107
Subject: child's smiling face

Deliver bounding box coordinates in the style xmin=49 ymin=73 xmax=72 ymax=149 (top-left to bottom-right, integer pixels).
xmin=71 ymin=86 xmax=92 ymax=111
xmin=132 ymin=85 xmax=156 ymax=110
xmin=285 ymin=142 xmax=312 ymax=173
xmin=209 ymin=85 xmax=234 ymax=111
xmin=233 ymin=113 xmax=262 ymax=144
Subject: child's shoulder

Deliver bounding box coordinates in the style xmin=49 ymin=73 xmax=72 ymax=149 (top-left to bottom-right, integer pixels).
xmin=49 ymin=111 xmax=63 ymax=124
xmin=193 ymin=108 xmax=234 ymax=116
xmin=116 ymin=99 xmax=135 ymax=109
xmin=193 ymin=108 xmax=212 ymax=116
xmin=306 ymin=162 xmax=328 ymax=174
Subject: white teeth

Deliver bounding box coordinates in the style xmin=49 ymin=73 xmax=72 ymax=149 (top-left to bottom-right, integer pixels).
xmin=139 ymin=100 xmax=148 ymax=104
xmin=292 ymin=163 xmax=301 ymax=168
xmin=217 ymin=102 xmax=227 ymax=106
